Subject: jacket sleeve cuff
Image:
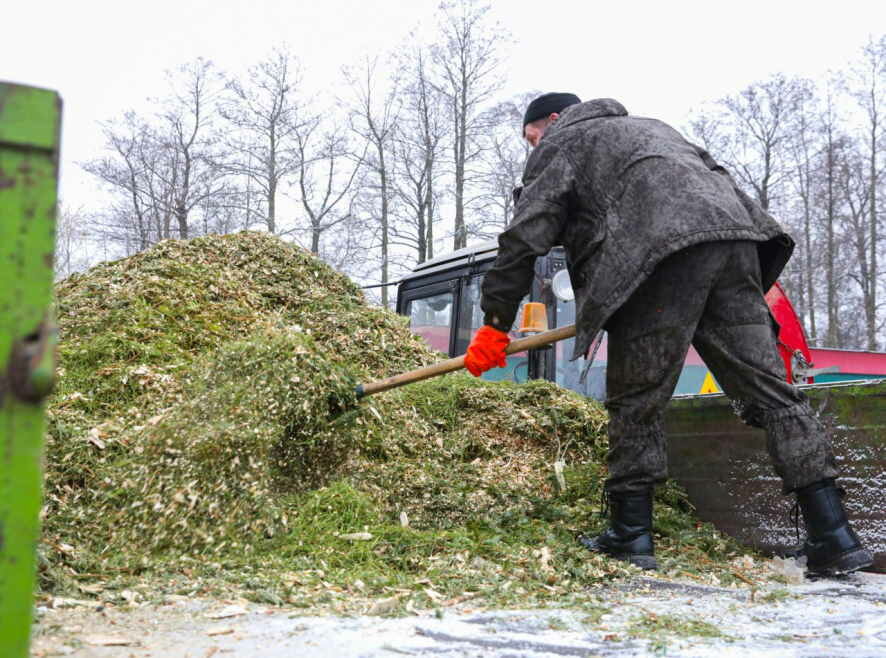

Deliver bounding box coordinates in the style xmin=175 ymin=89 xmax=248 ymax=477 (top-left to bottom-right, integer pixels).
xmin=483 ymin=307 xmax=517 ymax=333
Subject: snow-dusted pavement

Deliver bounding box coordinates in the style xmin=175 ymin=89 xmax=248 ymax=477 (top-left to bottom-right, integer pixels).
xmin=32 ymin=571 xmax=886 ymax=657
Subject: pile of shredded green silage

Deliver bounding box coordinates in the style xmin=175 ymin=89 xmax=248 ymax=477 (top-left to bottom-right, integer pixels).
xmin=43 ymin=232 xmax=773 ymax=614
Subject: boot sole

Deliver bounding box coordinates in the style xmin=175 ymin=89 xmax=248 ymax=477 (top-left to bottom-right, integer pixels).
xmin=807 ymin=547 xmax=874 ymax=577
xmin=577 ymin=535 xmax=658 ymax=570
xmin=626 ymin=554 xmax=658 ymax=570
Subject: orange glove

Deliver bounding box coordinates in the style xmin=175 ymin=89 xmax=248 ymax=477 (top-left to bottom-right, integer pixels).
xmin=464 ymin=325 xmax=510 ymax=376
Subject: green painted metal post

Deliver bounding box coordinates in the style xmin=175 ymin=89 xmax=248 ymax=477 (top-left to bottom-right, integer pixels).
xmin=0 ymin=82 xmax=61 ymax=657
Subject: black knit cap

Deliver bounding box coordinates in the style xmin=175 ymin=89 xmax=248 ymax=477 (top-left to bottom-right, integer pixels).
xmin=523 ymin=92 xmax=581 ymax=130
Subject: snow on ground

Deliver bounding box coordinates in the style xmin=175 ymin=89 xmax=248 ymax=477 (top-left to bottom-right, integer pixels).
xmin=32 ymin=571 xmax=886 ymax=657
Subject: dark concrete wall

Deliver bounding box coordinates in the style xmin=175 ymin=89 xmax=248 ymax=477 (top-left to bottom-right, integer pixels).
xmin=666 ymin=381 xmax=886 ymax=572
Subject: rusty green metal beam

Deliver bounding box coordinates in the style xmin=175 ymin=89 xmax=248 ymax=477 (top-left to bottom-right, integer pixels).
xmin=0 ymin=82 xmax=61 ymax=658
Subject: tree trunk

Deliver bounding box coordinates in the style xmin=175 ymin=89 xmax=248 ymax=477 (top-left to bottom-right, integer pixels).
xmin=453 ymin=91 xmax=468 ymax=250
xmin=176 ymin=202 xmax=189 ymax=239
xmin=311 ymin=223 xmax=321 ymax=254
xmin=268 ymin=126 xmax=277 ymax=234
xmin=380 ymin=154 xmax=390 ymax=308
xmin=268 ymin=177 xmax=277 ymax=235
xmin=416 ymin=183 xmax=427 ymax=264
xmin=825 ymin=126 xmax=838 ymax=347
xmin=426 ymin=169 xmax=435 ymax=261
xmin=802 ymin=192 xmax=817 ymax=344
xmin=867 ymin=118 xmax=878 ymax=350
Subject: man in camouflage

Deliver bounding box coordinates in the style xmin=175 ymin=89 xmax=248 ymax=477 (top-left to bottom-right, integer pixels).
xmin=463 ymin=93 xmax=872 ymax=576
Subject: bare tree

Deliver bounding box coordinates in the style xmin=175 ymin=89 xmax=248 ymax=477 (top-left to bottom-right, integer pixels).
xmin=318 ymin=188 xmax=378 ymax=280
xmin=840 ymin=141 xmax=876 ymax=340
xmin=344 ymin=56 xmax=400 ymax=307
xmin=689 ymin=75 xmax=853 ymax=346
xmin=817 ymin=83 xmax=850 ymax=347
xmin=81 ymin=201 xmax=155 ymax=259
xmin=220 ymin=47 xmax=305 ymax=234
xmin=690 ymin=74 xmax=811 ymax=210
xmin=289 ymin=115 xmax=364 ymax=254
xmin=785 ymin=85 xmax=822 ymax=343
xmin=82 ymin=112 xmax=177 ymax=250
xmin=844 ymin=35 xmax=886 ymax=350
xmin=432 ymin=0 xmax=507 ymax=250
xmin=82 ymin=58 xmax=227 ymax=248
xmin=390 ymin=44 xmax=449 ymax=264
xmin=159 ymin=58 xmax=227 ymax=238
xmin=196 ymin=186 xmax=249 ymax=236
xmin=54 ymin=204 xmax=98 ymax=278
xmin=471 ymin=93 xmax=534 ymax=239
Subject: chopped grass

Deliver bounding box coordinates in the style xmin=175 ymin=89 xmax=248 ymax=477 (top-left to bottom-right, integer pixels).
xmin=41 ymin=231 xmax=771 ymax=614
xmin=627 ymin=610 xmax=725 ymax=652
xmin=759 ymin=588 xmax=792 ymax=603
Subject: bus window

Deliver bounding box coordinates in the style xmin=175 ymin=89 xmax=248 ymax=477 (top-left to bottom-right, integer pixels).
xmin=458 ymin=276 xmax=530 ymax=383
xmin=455 ymin=277 xmax=485 ymax=355
xmin=554 ymin=295 xmax=607 ymax=400
xmin=407 ymin=292 xmax=453 ymax=354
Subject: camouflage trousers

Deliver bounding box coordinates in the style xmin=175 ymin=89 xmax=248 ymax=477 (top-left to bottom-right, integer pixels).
xmin=603 ymin=240 xmax=837 ymax=495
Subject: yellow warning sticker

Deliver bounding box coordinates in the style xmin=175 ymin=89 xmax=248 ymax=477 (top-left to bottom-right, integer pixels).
xmin=699 ymin=371 xmax=720 ymax=394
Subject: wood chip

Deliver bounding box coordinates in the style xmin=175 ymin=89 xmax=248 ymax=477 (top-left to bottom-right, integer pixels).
xmin=207 ymin=605 xmax=248 ymax=619
xmin=77 ymin=582 xmax=104 ymax=594
xmin=553 ymin=460 xmax=567 ymax=491
xmin=51 ymin=597 xmax=94 ymax=609
xmin=206 ymin=626 xmax=236 ymax=636
xmin=535 ymin=546 xmax=554 ymax=572
xmin=442 ymin=591 xmax=478 ymax=607
xmin=339 ymin=532 xmax=373 ymax=541
xmin=367 ymin=595 xmax=402 ymax=615
xmin=423 ymin=587 xmax=445 ymax=601
xmin=83 ymin=634 xmax=133 ymax=646
xmin=120 ymin=589 xmax=140 ymax=604
xmin=87 ymin=428 xmax=106 ymax=449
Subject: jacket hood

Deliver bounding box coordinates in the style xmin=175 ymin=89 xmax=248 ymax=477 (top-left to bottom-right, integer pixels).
xmin=554 ymin=98 xmax=628 ymax=130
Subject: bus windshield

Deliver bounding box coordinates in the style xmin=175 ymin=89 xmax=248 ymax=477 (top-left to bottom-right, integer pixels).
xmin=407 ymin=292 xmax=453 ymax=354
xmin=458 ymin=276 xmax=529 ymax=383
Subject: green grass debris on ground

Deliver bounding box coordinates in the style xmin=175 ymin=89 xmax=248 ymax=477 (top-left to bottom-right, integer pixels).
xmin=42 ymin=231 xmax=774 ymax=615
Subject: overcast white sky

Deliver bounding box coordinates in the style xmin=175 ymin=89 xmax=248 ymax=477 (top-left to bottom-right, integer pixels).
xmin=4 ymin=0 xmax=884 ymax=213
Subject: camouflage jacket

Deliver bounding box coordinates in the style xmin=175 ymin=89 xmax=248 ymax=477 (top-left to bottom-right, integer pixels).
xmin=480 ymin=98 xmax=794 ymax=360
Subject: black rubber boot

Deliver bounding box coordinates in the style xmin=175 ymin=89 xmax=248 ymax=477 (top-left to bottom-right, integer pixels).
xmin=578 ymin=490 xmax=657 ymax=570
xmin=796 ymin=479 xmax=873 ymax=576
